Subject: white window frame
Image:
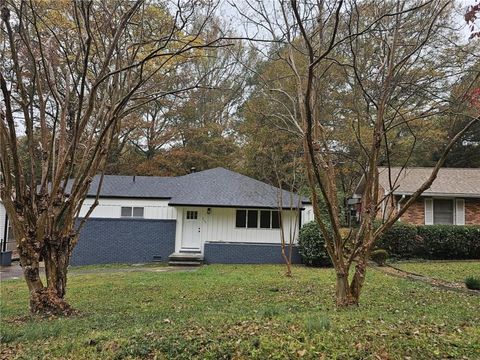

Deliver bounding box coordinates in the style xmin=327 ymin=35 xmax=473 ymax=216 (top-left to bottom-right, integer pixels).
xmin=455 ymin=199 xmax=465 ymax=225
xmin=425 ymin=197 xmax=465 ymax=225
xmin=185 ymin=210 xmax=198 ymax=220
xmin=235 ymin=209 xmax=281 ymax=230
xmin=120 ymin=206 xmax=144 ymax=218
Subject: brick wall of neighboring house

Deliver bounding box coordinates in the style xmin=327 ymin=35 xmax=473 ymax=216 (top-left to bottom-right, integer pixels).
xmin=399 ymin=197 xmax=425 ymax=225
xmin=465 ymin=198 xmax=480 ymax=225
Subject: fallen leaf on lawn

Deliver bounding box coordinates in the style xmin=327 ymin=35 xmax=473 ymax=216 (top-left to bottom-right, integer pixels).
xmin=297 ymin=349 xmax=307 ymax=357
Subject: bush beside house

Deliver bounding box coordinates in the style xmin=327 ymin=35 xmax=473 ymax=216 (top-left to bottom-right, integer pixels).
xmin=298 ymin=222 xmax=332 ymax=267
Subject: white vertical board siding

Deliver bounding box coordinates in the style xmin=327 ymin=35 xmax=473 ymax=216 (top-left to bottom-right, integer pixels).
xmin=424 ymin=198 xmax=433 ymax=225
xmin=455 ymin=199 xmax=465 ymax=225
xmin=302 ymin=205 xmax=315 ymax=225
xmin=78 ymin=198 xmax=176 ymax=220
xmin=0 ymin=202 xmax=6 ymax=245
xmin=197 ymin=207 xmax=301 ymax=245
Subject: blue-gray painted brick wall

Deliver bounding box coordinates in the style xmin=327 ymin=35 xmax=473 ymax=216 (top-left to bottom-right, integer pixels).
xmin=71 ymin=218 xmax=176 ymax=266
xmin=203 ymin=242 xmax=303 ymax=264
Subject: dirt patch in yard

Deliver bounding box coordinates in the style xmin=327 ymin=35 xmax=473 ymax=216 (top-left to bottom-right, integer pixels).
xmin=0 ymin=262 xmax=197 ymax=281
xmin=371 ymin=263 xmax=480 ymax=296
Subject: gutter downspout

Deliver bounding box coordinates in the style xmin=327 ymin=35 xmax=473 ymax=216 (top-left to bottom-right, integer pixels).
xmin=397 ymin=195 xmax=406 ymax=222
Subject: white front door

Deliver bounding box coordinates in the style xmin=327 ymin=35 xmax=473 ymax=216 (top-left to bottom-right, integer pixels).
xmin=181 ymin=208 xmax=202 ymax=250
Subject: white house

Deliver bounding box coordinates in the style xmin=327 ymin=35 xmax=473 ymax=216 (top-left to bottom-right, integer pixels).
xmin=0 ymin=200 xmax=13 ymax=253
xmin=1 ymin=168 xmax=314 ymax=265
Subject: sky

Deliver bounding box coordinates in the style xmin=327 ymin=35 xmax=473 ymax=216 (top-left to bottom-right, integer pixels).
xmin=218 ymin=0 xmax=478 ymax=43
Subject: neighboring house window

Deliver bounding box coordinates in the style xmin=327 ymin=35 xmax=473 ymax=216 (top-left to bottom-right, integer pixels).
xmin=433 ymin=199 xmax=454 ymax=225
xmin=121 ymin=206 xmax=144 ymax=218
xmin=236 ymin=209 xmax=281 ymax=229
xmin=186 ymin=210 xmax=198 ymax=220
xmin=425 ymin=198 xmax=465 ymax=225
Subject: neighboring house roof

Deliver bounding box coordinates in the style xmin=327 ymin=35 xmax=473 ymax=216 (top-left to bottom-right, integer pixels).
xmin=356 ymin=167 xmax=480 ymax=198
xmin=86 ymin=167 xmax=310 ymax=209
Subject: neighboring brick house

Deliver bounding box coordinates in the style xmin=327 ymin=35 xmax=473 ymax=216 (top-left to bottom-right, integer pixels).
xmin=353 ymin=167 xmax=480 ymax=226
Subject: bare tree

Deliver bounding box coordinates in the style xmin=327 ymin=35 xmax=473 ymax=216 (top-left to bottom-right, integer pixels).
xmin=466 ymin=0 xmax=480 ymax=39
xmin=237 ymin=0 xmax=479 ymax=306
xmin=0 ymin=0 xmax=227 ymax=315
xmin=274 ymin=156 xmax=303 ymax=277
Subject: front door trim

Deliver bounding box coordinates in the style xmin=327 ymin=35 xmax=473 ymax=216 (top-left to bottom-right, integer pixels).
xmin=181 ymin=207 xmax=202 ymax=251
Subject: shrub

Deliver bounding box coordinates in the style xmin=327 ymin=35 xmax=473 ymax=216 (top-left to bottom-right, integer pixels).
xmin=416 ymin=225 xmax=480 ymax=260
xmin=298 ymin=221 xmax=332 ymax=267
xmin=465 ymin=276 xmax=480 ymax=290
xmin=376 ymin=224 xmax=480 ymax=260
xmin=370 ymin=249 xmax=388 ymax=266
xmin=376 ymin=222 xmax=419 ymax=259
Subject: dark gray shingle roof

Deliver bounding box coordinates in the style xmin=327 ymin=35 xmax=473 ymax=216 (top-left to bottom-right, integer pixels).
xmin=87 ymin=168 xmax=309 ymax=208
xmin=86 ymin=175 xmax=177 ymax=199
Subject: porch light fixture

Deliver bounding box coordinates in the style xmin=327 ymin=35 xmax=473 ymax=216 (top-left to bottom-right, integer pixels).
xmin=207 ymin=208 xmax=211 ymax=214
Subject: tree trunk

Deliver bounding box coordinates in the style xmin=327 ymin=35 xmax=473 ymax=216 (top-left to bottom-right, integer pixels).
xmin=349 ymin=257 xmax=367 ymax=303
xmin=44 ymin=238 xmax=71 ymax=298
xmin=280 ymin=247 xmax=292 ymax=277
xmin=335 ymin=271 xmax=358 ymax=307
xmin=20 ymin=237 xmax=74 ymax=316
xmin=20 ymin=245 xmax=44 ymax=293
xmin=334 ymin=254 xmax=369 ymax=307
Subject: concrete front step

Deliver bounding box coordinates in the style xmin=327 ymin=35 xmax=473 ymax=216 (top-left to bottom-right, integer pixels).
xmin=168 ymin=252 xmax=204 ymax=266
xmin=169 ymin=260 xmax=203 ymax=267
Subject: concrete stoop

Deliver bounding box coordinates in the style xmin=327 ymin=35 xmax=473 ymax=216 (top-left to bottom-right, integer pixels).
xmin=168 ymin=252 xmax=204 ymax=266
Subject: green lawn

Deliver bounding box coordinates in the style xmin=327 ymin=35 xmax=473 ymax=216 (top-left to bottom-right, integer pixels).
xmin=1 ymin=264 xmax=479 ymax=359
xmin=394 ymin=261 xmax=480 ymax=282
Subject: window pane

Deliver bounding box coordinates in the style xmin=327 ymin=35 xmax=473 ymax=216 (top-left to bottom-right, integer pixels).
xmin=121 ymin=207 xmax=132 ymax=217
xmin=260 ymin=211 xmax=271 ymax=228
xmin=133 ymin=207 xmax=144 ymax=217
xmin=271 ymin=211 xmax=280 ymax=229
xmin=433 ymin=199 xmax=453 ymax=224
xmin=247 ymin=210 xmax=258 ymax=228
xmin=236 ymin=210 xmax=247 ymax=227
xmin=186 ymin=211 xmax=198 ymax=220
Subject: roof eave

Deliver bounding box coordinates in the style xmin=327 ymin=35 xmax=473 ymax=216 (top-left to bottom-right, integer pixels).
xmin=168 ymin=203 xmax=306 ymax=210
xmin=85 ymin=195 xmax=172 ymax=200
xmin=392 ymin=191 xmax=480 ymax=198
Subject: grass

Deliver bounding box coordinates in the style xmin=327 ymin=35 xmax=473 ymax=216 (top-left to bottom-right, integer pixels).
xmin=394 ymin=261 xmax=480 ymax=282
xmin=1 ymin=263 xmax=480 ymax=359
